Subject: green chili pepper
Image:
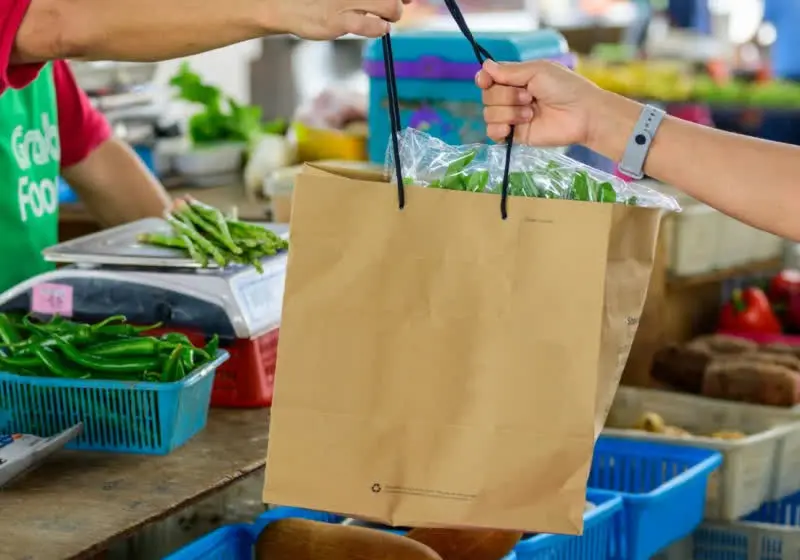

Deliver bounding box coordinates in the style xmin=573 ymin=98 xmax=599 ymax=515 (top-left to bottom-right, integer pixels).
xmin=163 ymin=344 xmax=183 ymax=382
xmin=204 ymin=334 xmax=219 ymax=357
xmin=143 ymin=371 xmax=162 ymax=382
xmin=33 ymin=345 xmax=90 ymax=379
xmin=0 ymin=353 xmax=43 ymax=369
xmin=160 ymin=332 xmax=193 ymax=345
xmin=0 ymin=314 xmax=22 ymax=346
xmin=91 ymin=315 xmax=127 ymax=330
xmin=94 ymin=322 xmax=163 ymax=337
xmin=83 ymin=337 xmax=174 ymax=357
xmin=53 ymin=335 xmax=160 ymax=374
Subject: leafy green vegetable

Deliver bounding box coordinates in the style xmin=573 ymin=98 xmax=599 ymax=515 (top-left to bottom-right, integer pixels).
xmin=402 ymin=153 xmax=638 ymax=206
xmin=170 ymin=62 xmax=288 ymax=145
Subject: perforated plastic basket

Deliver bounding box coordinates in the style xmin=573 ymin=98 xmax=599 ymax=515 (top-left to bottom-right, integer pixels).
xmin=0 ymin=351 xmax=227 ymax=454
xmin=589 ymin=437 xmax=722 ymax=560
xmin=659 ymin=490 xmax=800 ymax=560
xmin=606 ymin=386 xmax=800 ymax=520
xmin=515 ymin=490 xmax=623 ymax=560
xmin=167 ymin=493 xmax=620 ymax=560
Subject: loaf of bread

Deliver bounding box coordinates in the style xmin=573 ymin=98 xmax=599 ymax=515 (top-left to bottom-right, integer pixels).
xmin=686 ymin=334 xmax=758 ymax=355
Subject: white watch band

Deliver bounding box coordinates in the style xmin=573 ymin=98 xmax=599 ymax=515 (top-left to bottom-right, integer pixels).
xmin=618 ymin=105 xmax=666 ymax=180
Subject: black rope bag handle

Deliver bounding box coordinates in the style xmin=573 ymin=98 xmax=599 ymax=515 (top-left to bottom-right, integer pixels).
xmin=381 ymin=0 xmax=516 ymax=219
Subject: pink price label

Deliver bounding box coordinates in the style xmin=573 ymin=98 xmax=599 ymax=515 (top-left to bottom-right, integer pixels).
xmin=31 ymin=283 xmax=74 ymax=317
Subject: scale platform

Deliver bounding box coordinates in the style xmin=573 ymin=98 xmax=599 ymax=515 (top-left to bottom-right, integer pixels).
xmin=0 ymin=218 xmax=289 ymax=340
xmin=43 ymin=217 xmax=289 ymax=270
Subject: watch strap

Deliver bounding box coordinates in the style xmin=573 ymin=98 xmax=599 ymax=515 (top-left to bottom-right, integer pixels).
xmin=618 ymin=104 xmax=666 ymax=180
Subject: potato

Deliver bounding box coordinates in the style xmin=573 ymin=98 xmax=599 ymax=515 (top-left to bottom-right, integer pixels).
xmin=703 ymin=360 xmax=800 ymax=407
xmin=687 ymin=335 xmax=758 ymax=355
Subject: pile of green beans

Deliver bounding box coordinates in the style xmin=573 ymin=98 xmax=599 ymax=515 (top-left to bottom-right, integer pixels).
xmin=138 ymin=197 xmax=288 ymax=273
xmin=0 ymin=313 xmax=219 ymax=382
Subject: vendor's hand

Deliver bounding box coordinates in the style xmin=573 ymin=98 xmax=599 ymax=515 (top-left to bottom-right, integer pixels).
xmin=274 ymin=0 xmax=411 ymax=39
xmin=476 ymin=59 xmax=604 ymax=148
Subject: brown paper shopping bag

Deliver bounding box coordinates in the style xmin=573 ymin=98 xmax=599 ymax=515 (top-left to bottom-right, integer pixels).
xmin=263 ymin=162 xmax=662 ymax=534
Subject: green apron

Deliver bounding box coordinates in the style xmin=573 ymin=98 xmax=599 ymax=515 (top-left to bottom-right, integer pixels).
xmin=0 ymin=64 xmax=60 ymax=293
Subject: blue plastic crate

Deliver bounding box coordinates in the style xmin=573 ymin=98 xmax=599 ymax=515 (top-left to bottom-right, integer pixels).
xmin=363 ymin=30 xmax=573 ymax=163
xmin=0 ymin=351 xmax=228 ymax=454
xmin=515 ymin=490 xmax=623 ymax=560
xmin=588 ymin=437 xmax=723 ymax=560
xmin=663 ymin=489 xmax=800 ymax=560
xmin=166 ymin=508 xmax=342 ymax=560
xmin=169 ymin=492 xmax=619 ymax=560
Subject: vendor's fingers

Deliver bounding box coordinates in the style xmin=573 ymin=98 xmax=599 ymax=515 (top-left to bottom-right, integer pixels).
xmin=483 ymin=59 xmax=539 ymax=87
xmin=353 ymin=0 xmax=404 ymax=22
xmin=482 ymin=84 xmax=532 ymax=106
xmin=475 ymin=69 xmax=494 ymax=90
xmin=487 ymin=124 xmax=511 ymax=143
xmin=483 ymin=105 xmax=533 ymax=125
xmin=341 ymin=12 xmax=390 ymax=37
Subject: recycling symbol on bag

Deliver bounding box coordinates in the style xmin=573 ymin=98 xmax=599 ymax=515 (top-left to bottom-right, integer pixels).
xmin=371 ymin=483 xmax=382 ymax=493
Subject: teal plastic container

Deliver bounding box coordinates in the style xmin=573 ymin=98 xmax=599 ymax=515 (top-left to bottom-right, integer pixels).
xmin=363 ymin=30 xmax=572 ymax=162
xmin=0 ymin=351 xmax=228 ymax=455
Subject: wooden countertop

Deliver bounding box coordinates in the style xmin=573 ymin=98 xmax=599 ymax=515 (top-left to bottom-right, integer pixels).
xmin=0 ymin=408 xmax=270 ymax=560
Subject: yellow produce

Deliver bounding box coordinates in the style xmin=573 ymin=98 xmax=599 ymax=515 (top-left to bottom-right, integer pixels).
xmin=631 ymin=412 xmax=746 ymax=440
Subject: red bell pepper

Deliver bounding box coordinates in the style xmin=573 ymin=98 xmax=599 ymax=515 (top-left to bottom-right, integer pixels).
xmin=719 ymin=287 xmax=782 ymax=334
xmin=769 ymin=270 xmax=800 ymax=303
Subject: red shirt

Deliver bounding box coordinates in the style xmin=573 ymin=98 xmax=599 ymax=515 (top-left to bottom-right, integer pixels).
xmin=1 ymin=0 xmax=111 ymax=167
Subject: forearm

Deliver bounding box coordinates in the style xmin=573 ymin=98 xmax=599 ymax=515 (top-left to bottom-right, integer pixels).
xmin=62 ymin=139 xmax=170 ymax=227
xmin=587 ymin=91 xmax=800 ymax=241
xmin=14 ymin=0 xmax=271 ymax=63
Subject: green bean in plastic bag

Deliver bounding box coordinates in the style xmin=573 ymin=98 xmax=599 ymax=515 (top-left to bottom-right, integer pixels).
xmin=386 ymin=128 xmax=681 ymax=211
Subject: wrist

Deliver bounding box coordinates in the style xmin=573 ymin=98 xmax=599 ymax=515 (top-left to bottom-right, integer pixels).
xmin=584 ymin=90 xmax=642 ymax=162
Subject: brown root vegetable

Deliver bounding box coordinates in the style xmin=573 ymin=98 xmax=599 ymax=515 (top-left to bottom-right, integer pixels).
xmin=702 ymin=360 xmax=800 ymax=407
xmin=712 ymin=351 xmax=800 ymax=372
xmin=254 ymin=518 xmax=444 ymax=560
xmin=405 ymin=528 xmax=522 ymax=560
xmin=650 ymin=345 xmax=712 ymax=394
xmin=687 ymin=335 xmax=758 ymax=355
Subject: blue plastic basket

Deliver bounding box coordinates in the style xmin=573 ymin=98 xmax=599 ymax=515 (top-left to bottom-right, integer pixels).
xmin=665 ymin=489 xmax=800 ymax=560
xmin=166 ymin=508 xmax=341 ymax=560
xmin=168 ymin=492 xmax=620 ymax=560
xmin=515 ymin=490 xmax=623 ymax=560
xmin=588 ymin=437 xmax=723 ymax=560
xmin=0 ymin=351 xmax=228 ymax=454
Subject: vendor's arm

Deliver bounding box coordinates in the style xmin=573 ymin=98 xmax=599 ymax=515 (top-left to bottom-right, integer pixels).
xmin=477 ymin=60 xmax=800 ymax=242
xmin=1 ymin=0 xmax=405 ymax=84
xmin=54 ymin=61 xmax=170 ymax=227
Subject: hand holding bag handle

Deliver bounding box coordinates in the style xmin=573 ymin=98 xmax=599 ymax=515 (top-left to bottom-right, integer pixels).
xmin=381 ymin=0 xmax=516 ymax=219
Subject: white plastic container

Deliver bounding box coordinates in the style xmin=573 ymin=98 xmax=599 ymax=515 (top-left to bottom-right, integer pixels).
xmin=665 ymin=202 xmax=721 ymax=277
xmin=605 ymin=387 xmax=800 ymax=520
xmin=715 ymin=215 xmax=759 ymax=269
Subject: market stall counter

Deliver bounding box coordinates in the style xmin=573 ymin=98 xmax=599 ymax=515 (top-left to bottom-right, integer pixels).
xmin=0 ymin=408 xmax=268 ymax=560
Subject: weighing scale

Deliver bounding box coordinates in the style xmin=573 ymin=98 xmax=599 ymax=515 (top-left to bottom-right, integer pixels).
xmin=0 ymin=217 xmax=288 ymax=407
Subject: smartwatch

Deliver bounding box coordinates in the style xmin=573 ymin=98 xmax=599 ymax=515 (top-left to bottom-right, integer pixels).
xmin=618 ymin=105 xmax=666 ymax=180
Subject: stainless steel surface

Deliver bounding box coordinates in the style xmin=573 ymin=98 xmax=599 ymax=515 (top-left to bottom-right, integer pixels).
xmin=43 ymin=218 xmax=289 ymax=269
